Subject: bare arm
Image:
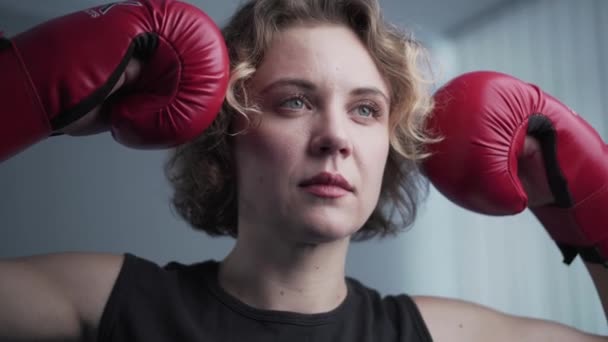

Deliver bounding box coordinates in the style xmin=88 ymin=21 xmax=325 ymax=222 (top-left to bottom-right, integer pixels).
xmin=0 ymin=57 xmax=139 ymax=341
xmin=414 ymin=295 xmax=608 ymax=342
xmin=0 ymin=253 xmax=123 ymax=342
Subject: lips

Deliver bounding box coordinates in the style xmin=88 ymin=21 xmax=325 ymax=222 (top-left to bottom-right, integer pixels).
xmin=299 ymin=172 xmax=354 ymax=192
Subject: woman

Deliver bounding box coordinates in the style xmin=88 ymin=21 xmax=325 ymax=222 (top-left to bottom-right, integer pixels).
xmin=165 ymin=0 xmax=606 ymax=340
xmin=0 ymin=0 xmax=606 ymax=341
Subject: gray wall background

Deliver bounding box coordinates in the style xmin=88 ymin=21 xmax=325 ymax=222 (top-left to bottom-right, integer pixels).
xmin=1 ymin=0 xmax=606 ymax=335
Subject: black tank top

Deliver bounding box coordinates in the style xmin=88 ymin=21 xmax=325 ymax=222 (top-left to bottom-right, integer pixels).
xmin=98 ymin=253 xmax=433 ymax=341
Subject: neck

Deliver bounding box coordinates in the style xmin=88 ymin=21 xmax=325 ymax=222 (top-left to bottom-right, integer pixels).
xmin=219 ymin=226 xmax=350 ymax=314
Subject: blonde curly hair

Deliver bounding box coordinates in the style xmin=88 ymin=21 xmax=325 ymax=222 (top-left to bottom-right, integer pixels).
xmin=165 ymin=0 xmax=436 ymax=241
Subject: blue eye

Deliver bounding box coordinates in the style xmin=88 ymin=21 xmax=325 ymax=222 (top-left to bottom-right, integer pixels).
xmin=281 ymin=97 xmax=306 ymax=109
xmin=357 ymin=105 xmax=373 ymax=117
xmin=355 ymin=103 xmax=380 ymax=118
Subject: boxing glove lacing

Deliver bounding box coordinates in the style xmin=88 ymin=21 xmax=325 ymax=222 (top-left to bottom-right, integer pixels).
xmin=0 ymin=36 xmax=10 ymax=51
xmin=528 ymin=114 xmax=608 ymax=267
xmin=50 ymin=33 xmax=158 ymax=135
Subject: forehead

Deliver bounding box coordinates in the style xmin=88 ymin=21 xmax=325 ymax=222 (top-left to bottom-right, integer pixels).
xmin=251 ymin=24 xmax=390 ymax=95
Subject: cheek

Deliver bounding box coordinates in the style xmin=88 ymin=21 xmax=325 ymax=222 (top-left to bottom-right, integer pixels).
xmin=363 ymin=131 xmax=390 ymax=171
xmin=362 ymin=132 xmax=390 ymax=196
xmin=375 ymin=148 xmax=390 ymax=189
xmin=234 ymin=125 xmax=299 ymax=185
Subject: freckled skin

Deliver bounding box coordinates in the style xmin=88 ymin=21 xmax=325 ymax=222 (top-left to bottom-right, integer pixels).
xmin=218 ymin=24 xmax=392 ymax=314
xmin=232 ymin=24 xmax=391 ymax=245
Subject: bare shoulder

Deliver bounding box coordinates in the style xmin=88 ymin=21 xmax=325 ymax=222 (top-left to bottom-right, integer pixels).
xmin=1 ymin=252 xmax=124 ymax=341
xmin=15 ymin=252 xmax=124 ymax=320
xmin=412 ymin=295 xmax=607 ymax=342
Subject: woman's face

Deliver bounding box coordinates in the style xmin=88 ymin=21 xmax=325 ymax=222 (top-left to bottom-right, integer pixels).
xmin=233 ymin=24 xmax=391 ymax=244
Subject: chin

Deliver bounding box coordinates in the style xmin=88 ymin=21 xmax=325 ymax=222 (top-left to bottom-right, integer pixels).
xmin=295 ymin=216 xmax=362 ymax=244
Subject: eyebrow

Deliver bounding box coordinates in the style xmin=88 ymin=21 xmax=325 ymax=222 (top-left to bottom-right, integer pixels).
xmin=259 ymin=78 xmax=390 ymax=104
xmin=259 ymin=78 xmax=316 ymax=95
xmin=350 ymin=87 xmax=390 ymax=105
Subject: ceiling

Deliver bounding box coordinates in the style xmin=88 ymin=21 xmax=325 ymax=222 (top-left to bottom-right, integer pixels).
xmin=0 ymin=0 xmax=513 ymax=36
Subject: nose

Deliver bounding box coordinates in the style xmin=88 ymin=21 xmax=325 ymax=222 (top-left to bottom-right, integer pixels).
xmin=308 ymin=110 xmax=352 ymax=158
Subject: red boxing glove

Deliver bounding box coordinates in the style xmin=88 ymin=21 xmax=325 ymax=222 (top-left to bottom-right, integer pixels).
xmin=424 ymin=71 xmax=608 ymax=267
xmin=0 ymin=0 xmax=229 ymax=162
